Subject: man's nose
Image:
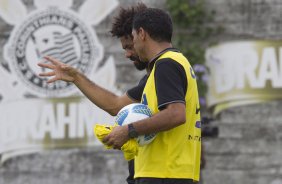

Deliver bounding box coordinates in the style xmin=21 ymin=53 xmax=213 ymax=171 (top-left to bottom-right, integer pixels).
xmin=125 ymin=51 xmax=131 ymax=58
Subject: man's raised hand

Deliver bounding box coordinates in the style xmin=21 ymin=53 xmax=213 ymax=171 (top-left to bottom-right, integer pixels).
xmin=38 ymin=56 xmax=78 ymax=83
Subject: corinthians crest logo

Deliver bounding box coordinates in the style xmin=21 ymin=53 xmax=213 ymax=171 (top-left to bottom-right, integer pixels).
xmin=2 ymin=0 xmax=118 ymax=97
xmin=5 ymin=8 xmax=100 ymax=96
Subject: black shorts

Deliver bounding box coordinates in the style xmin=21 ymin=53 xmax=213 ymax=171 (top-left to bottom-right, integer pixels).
xmin=135 ymin=178 xmax=194 ymax=184
xmin=127 ymin=160 xmax=135 ymax=184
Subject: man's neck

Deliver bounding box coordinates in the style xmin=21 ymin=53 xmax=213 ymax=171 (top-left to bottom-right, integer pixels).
xmin=145 ymin=41 xmax=173 ymax=62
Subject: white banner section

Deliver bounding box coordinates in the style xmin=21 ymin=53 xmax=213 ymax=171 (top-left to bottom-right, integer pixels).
xmin=206 ymin=41 xmax=282 ymax=115
xmin=0 ymin=0 xmax=120 ymax=162
xmin=0 ymin=97 xmax=114 ymax=151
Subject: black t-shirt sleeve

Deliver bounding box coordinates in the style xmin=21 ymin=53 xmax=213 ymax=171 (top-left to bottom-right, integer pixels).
xmin=126 ymin=75 xmax=147 ymax=102
xmin=155 ymin=58 xmax=187 ymax=110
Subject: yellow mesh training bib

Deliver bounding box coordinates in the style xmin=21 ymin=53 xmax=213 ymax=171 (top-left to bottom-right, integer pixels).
xmin=135 ymin=51 xmax=201 ymax=181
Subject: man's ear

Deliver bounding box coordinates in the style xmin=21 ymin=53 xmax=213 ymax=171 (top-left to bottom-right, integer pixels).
xmin=138 ymin=27 xmax=146 ymax=41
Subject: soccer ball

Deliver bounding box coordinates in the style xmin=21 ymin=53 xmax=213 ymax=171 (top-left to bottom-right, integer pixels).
xmin=115 ymin=103 xmax=156 ymax=146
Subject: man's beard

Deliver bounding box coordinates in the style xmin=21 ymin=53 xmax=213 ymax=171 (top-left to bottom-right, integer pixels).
xmin=130 ymin=56 xmax=147 ymax=71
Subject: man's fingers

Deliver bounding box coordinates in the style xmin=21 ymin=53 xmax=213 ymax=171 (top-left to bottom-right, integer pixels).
xmin=113 ymin=145 xmax=121 ymax=150
xmin=103 ymin=136 xmax=122 ymax=150
xmin=39 ymin=71 xmax=55 ymax=77
xmin=103 ymin=136 xmax=116 ymax=147
xmin=102 ymin=135 xmax=109 ymax=144
xmin=113 ymin=146 xmax=118 ymax=150
xmin=44 ymin=56 xmax=62 ymax=65
xmin=38 ymin=62 xmax=55 ymax=70
xmin=47 ymin=77 xmax=58 ymax=83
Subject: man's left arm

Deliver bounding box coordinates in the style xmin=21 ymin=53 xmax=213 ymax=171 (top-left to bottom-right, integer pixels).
xmin=102 ymin=102 xmax=186 ymax=149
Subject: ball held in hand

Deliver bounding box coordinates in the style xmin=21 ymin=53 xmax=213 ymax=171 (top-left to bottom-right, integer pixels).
xmin=115 ymin=103 xmax=156 ymax=146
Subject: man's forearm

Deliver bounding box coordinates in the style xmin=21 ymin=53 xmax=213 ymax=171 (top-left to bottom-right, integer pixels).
xmin=73 ymin=72 xmax=129 ymax=116
xmin=132 ymin=103 xmax=186 ymax=135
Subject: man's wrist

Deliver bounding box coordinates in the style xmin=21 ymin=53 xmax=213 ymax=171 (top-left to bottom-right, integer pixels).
xmin=128 ymin=124 xmax=138 ymax=138
xmin=73 ymin=71 xmax=83 ymax=85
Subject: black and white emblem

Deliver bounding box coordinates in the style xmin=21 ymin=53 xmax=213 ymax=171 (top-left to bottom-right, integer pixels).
xmin=6 ymin=8 xmax=102 ymax=96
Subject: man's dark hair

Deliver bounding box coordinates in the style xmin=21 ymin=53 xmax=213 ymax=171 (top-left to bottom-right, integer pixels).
xmin=111 ymin=3 xmax=147 ymax=38
xmin=133 ymin=8 xmax=173 ymax=42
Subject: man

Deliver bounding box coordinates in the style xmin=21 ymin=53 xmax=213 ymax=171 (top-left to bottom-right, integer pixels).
xmin=103 ymin=8 xmax=201 ymax=184
xmin=38 ymin=3 xmax=148 ymax=184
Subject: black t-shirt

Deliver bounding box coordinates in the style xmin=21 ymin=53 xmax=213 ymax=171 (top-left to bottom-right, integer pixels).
xmin=127 ymin=55 xmax=187 ymax=110
xmin=126 ymin=74 xmax=148 ymax=102
xmin=155 ymin=58 xmax=187 ymax=109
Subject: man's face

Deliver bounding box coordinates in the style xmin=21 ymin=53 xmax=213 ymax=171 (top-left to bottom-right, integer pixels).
xmin=132 ymin=29 xmax=146 ymax=62
xmin=120 ymin=36 xmax=147 ymax=71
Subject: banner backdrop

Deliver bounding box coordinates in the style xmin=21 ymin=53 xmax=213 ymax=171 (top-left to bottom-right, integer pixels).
xmin=205 ymin=41 xmax=282 ymax=115
xmin=0 ymin=0 xmax=119 ymax=162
